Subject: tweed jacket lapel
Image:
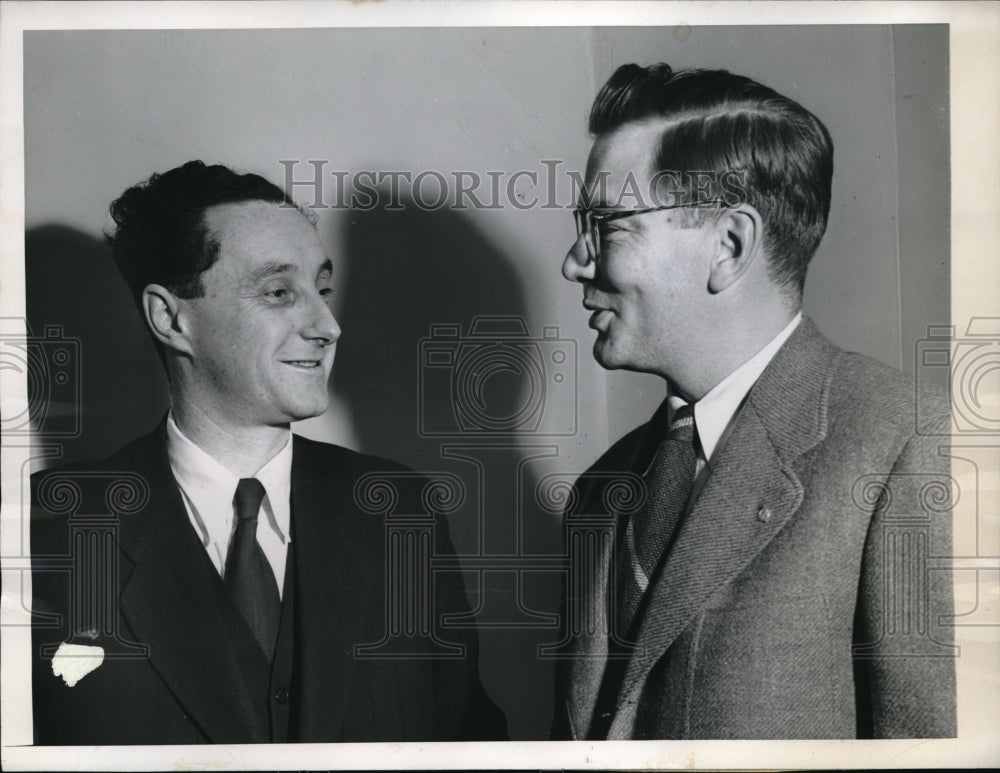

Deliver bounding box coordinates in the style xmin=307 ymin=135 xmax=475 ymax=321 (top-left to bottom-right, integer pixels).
xmin=116 ymin=422 xmax=269 ymax=742
xmin=561 ymin=493 xmax=615 ymax=740
xmin=562 ymin=516 xmax=613 ymax=739
xmin=606 ymin=317 xmax=838 ymax=738
xmin=564 ymin=401 xmax=669 ymax=739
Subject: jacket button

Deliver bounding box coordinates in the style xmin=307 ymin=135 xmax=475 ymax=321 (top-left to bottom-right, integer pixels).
xmin=756 ymin=505 xmax=771 ymax=523
xmin=274 ymin=688 xmax=290 ymax=704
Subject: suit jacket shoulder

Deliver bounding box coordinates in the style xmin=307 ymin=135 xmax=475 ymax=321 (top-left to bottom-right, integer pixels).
xmin=825 ymin=346 xmax=950 ymax=435
xmin=292 ymin=433 xmax=412 ymax=474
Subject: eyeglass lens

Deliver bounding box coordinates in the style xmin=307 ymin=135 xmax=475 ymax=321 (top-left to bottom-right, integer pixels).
xmin=574 ymin=210 xmax=599 ymax=263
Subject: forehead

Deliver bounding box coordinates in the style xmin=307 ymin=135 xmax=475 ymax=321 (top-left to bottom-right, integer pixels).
xmin=202 ymin=200 xmax=324 ymax=274
xmin=585 ymin=121 xmax=673 ymax=204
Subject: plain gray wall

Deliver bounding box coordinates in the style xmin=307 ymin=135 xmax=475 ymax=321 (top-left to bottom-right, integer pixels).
xmin=23 ymin=25 xmax=948 ymax=739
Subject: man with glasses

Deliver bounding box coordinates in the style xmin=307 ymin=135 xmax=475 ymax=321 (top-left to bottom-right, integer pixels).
xmin=553 ymin=64 xmax=956 ymax=739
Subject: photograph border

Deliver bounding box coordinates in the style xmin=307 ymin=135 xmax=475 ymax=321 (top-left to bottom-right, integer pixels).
xmin=2 ymin=1 xmax=998 ymax=770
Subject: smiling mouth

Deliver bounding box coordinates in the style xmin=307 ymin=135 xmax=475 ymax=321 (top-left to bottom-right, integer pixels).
xmin=282 ymin=360 xmax=323 ymax=369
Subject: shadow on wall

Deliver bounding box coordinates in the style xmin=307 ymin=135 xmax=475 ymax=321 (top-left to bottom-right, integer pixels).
xmin=24 ymin=224 xmax=170 ymax=467
xmin=331 ymin=201 xmax=562 ymax=740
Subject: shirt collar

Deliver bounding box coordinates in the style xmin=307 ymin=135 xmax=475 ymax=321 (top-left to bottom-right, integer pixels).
xmin=255 ymin=430 xmax=293 ymax=541
xmin=669 ymin=312 xmax=802 ymax=464
xmin=165 ymin=411 xmax=293 ymax=546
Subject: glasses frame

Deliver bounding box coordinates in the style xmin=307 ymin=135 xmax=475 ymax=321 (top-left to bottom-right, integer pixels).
xmin=573 ymin=200 xmax=724 ymax=265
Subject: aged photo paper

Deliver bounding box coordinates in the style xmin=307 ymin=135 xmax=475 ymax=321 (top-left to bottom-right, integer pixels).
xmin=1 ymin=1 xmax=998 ymax=769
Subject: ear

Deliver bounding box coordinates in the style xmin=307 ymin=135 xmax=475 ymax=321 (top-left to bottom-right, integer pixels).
xmin=707 ymin=205 xmax=763 ymax=293
xmin=141 ymin=284 xmax=194 ymax=356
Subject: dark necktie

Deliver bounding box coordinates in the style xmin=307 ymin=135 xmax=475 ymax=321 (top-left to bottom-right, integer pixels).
xmin=616 ymin=403 xmax=698 ymax=638
xmin=225 ymin=478 xmax=281 ymax=660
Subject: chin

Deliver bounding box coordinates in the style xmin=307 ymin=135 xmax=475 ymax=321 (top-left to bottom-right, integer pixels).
xmin=593 ymin=336 xmax=653 ymax=374
xmin=592 ymin=338 xmax=625 ymax=371
xmin=279 ymin=395 xmax=330 ymax=423
xmin=295 ymin=403 xmax=330 ymax=422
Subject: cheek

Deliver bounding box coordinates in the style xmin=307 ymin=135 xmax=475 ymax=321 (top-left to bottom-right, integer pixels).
xmin=210 ymin=334 xmax=267 ymax=385
xmin=627 ymin=286 xmax=680 ymax=346
xmin=628 ymin=280 xmax=667 ymax=318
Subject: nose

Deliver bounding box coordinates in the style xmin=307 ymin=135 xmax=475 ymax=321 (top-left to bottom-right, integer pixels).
xmin=562 ymin=232 xmax=597 ymax=283
xmin=303 ymin=292 xmax=341 ymax=347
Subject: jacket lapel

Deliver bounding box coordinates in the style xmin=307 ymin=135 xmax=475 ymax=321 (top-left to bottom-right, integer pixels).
xmin=116 ymin=423 xmax=268 ymax=742
xmin=566 ymin=405 xmax=669 ymax=738
xmin=289 ymin=437 xmax=372 ymax=741
xmin=607 ymin=405 xmax=804 ymax=736
xmin=606 ymin=318 xmax=837 ymax=738
xmin=563 ymin=504 xmax=615 ymax=739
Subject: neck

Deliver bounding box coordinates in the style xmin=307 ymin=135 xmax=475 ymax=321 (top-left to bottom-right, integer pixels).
xmin=669 ymin=304 xmax=799 ymax=401
xmin=171 ymin=399 xmax=289 ymax=477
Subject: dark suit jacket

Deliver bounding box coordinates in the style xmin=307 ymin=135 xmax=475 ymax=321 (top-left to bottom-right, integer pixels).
xmin=31 ymin=424 xmax=507 ymax=744
xmin=553 ymin=317 xmax=956 ymax=740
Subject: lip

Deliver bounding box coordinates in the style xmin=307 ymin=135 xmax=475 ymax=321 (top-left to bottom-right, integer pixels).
xmin=281 ymin=359 xmax=324 ymax=369
xmin=583 ymin=294 xmax=614 ymax=329
xmin=583 ymin=295 xmax=610 ymax=312
xmin=587 ymin=308 xmax=613 ymax=332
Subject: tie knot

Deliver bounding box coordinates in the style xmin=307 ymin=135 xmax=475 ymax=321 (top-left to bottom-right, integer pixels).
xmin=234 ymin=478 xmax=266 ymax=522
xmin=668 ymin=404 xmax=695 ymax=440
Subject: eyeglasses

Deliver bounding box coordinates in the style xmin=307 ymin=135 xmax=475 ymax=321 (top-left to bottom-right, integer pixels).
xmin=573 ymin=201 xmax=723 ymax=265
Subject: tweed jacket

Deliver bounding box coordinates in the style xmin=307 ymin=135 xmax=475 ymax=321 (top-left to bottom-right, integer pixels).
xmin=552 ymin=317 xmax=956 ymax=740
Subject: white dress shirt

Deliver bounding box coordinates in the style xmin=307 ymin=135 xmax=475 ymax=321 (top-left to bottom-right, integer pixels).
xmin=665 ymin=312 xmax=802 ymax=504
xmin=166 ymin=413 xmax=292 ymax=597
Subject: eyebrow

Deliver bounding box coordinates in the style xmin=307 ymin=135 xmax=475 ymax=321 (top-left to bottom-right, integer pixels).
xmin=246 ymin=262 xmax=296 ymax=286
xmin=245 ymin=258 xmax=333 ymax=286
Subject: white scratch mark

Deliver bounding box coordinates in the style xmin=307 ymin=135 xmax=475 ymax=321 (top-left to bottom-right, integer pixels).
xmin=52 ymin=642 xmax=104 ymax=686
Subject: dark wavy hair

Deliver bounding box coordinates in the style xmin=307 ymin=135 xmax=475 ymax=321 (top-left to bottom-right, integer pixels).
xmin=107 ymin=160 xmax=312 ymax=305
xmin=589 ymin=63 xmax=834 ymax=293
xmin=106 ymin=160 xmax=313 ymax=368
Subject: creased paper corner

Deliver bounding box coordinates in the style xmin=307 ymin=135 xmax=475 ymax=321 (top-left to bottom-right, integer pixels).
xmin=52 ymin=642 xmax=105 ymax=686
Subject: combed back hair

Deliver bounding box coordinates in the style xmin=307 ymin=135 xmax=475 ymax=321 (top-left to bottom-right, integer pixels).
xmin=589 ymin=63 xmax=834 ymax=292
xmin=107 ymin=160 xmax=314 ymax=307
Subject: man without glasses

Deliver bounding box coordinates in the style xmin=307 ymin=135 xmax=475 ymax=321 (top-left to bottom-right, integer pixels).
xmin=31 ymin=161 xmax=506 ymax=744
xmin=552 ymin=64 xmax=956 ymax=740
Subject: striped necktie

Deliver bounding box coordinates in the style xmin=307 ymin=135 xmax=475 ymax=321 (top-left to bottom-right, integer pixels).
xmin=615 ymin=403 xmax=698 ymax=638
